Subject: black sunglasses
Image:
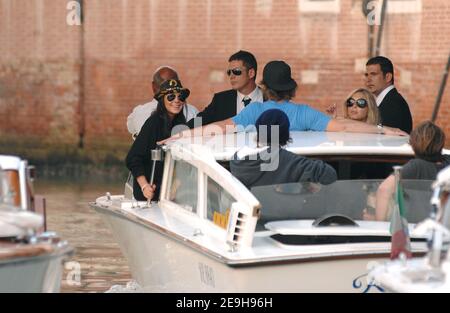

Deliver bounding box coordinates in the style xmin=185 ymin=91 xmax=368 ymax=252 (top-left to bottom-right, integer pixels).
xmin=226 ymin=68 xmax=244 ymax=76
xmin=346 ymin=98 xmax=368 ymax=108
xmin=166 ymin=91 xmax=188 ymax=102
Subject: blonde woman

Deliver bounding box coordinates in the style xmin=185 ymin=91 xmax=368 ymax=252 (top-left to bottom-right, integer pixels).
xmin=327 ymin=88 xmax=380 ymax=125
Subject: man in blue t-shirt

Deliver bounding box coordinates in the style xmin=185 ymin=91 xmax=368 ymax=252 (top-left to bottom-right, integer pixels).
xmin=232 ymin=99 xmax=331 ymax=132
xmin=230 ymin=60 xmax=405 ymax=135
xmin=163 ymin=60 xmax=407 ymax=143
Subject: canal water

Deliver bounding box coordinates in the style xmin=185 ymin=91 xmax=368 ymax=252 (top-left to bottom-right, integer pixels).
xmin=35 ymin=179 xmax=132 ymax=293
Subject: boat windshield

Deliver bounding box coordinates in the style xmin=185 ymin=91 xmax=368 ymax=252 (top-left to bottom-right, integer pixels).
xmin=0 ymin=168 xmax=13 ymax=208
xmin=251 ymin=179 xmax=434 ymax=229
xmin=167 ymin=159 xmax=198 ymax=213
xmin=0 ymin=169 xmax=5 ymax=206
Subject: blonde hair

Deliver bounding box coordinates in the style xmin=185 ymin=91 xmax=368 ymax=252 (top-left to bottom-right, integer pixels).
xmin=342 ymin=88 xmax=379 ymax=125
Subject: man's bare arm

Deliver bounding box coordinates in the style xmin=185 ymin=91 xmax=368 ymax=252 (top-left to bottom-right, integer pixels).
xmin=376 ymin=175 xmax=396 ymax=221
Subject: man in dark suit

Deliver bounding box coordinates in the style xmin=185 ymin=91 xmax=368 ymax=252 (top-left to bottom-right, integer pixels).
xmin=187 ymin=50 xmax=263 ymax=128
xmin=365 ymin=56 xmax=413 ymax=133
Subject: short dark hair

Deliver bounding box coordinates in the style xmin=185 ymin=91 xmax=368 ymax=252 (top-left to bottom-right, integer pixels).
xmin=366 ymin=56 xmax=395 ymax=84
xmin=228 ymin=50 xmax=257 ymax=79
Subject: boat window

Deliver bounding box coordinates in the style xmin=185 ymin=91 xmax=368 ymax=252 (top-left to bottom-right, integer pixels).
xmin=0 ymin=169 xmax=7 ymax=204
xmin=251 ymin=179 xmax=434 ymax=228
xmin=269 ymin=234 xmax=427 ymax=246
xmin=168 ymin=159 xmax=198 ymax=213
xmin=311 ymin=155 xmax=411 ymax=180
xmin=0 ymin=169 xmax=16 ymax=206
xmin=222 ymin=156 xmax=413 ymax=180
xmin=206 ymin=177 xmax=236 ymax=229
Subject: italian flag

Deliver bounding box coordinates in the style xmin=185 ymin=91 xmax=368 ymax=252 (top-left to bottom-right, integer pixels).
xmin=390 ymin=179 xmax=412 ymax=259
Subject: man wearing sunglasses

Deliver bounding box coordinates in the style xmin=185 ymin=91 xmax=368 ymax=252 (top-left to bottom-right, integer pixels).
xmin=186 ymin=50 xmax=263 ymax=128
xmin=163 ymin=60 xmax=407 ymax=145
xmin=127 ymin=66 xmax=198 ymax=139
xmin=365 ymin=56 xmax=412 ymax=133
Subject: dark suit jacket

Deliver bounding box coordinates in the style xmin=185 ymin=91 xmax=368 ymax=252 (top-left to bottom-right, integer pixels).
xmin=379 ymin=87 xmax=413 ymax=133
xmin=126 ymin=113 xmax=186 ymax=201
xmin=187 ymin=89 xmax=237 ymax=128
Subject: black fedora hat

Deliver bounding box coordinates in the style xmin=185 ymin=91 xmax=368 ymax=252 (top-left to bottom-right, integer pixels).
xmin=263 ymin=61 xmax=297 ymax=92
xmin=155 ymin=79 xmax=190 ymax=100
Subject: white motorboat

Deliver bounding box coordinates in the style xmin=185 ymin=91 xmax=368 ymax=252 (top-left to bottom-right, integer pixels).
xmin=0 ymin=155 xmax=73 ymax=293
xmin=370 ymin=165 xmax=450 ymax=293
xmin=92 ymin=131 xmax=445 ymax=292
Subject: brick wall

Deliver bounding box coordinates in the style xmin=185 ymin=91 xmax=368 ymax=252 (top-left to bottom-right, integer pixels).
xmin=0 ymin=0 xmax=81 ymax=148
xmin=1 ymin=0 xmax=449 ymax=161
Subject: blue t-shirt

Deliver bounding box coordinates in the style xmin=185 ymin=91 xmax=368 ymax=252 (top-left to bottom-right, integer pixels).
xmin=231 ymin=100 xmax=331 ymax=131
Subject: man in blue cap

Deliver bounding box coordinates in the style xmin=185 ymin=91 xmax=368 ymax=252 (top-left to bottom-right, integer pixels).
xmin=230 ymin=109 xmax=337 ymax=189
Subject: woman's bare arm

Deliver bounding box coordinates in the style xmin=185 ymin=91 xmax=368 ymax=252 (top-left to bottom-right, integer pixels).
xmin=375 ymin=175 xmax=396 ymax=221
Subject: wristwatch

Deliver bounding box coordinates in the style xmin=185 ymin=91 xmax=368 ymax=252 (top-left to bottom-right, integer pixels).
xmin=377 ymin=124 xmax=384 ymax=135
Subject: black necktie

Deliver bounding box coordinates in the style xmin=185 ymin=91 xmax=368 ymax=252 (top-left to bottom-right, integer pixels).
xmin=242 ymin=97 xmax=251 ymax=107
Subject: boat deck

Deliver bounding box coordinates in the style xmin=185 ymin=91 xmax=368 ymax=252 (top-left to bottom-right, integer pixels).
xmin=93 ymin=195 xmax=427 ymax=266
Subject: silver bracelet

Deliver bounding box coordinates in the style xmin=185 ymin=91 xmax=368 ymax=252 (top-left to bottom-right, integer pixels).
xmin=377 ymin=124 xmax=384 ymax=135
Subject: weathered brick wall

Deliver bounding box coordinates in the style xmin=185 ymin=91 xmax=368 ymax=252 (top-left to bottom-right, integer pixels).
xmin=0 ymin=0 xmax=81 ymax=147
xmin=1 ymin=0 xmax=449 ymax=163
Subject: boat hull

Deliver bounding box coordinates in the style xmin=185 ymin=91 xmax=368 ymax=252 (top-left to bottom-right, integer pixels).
xmin=98 ymin=208 xmax=389 ymax=293
xmin=0 ymin=244 xmax=72 ymax=293
xmin=370 ymin=259 xmax=450 ymax=293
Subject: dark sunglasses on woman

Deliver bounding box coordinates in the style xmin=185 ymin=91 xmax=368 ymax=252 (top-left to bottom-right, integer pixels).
xmin=346 ymin=98 xmax=368 ymax=108
xmin=166 ymin=90 xmax=188 ymax=102
xmin=226 ymin=68 xmax=243 ymax=76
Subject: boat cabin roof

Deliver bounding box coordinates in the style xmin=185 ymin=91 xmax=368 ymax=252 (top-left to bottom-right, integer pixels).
xmin=172 ymin=131 xmax=416 ymax=161
xmin=0 ymin=155 xmax=22 ymax=171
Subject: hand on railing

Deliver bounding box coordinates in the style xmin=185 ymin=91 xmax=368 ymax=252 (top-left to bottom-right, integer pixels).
xmin=141 ymin=184 xmax=156 ymax=200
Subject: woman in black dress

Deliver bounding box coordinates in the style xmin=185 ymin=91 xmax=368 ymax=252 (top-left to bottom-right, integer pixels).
xmin=126 ymin=79 xmax=190 ymax=201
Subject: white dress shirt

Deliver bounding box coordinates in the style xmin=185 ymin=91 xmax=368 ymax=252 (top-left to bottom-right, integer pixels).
xmin=236 ymin=87 xmax=264 ymax=113
xmin=126 ymin=99 xmax=198 ymax=137
xmin=376 ymin=85 xmax=395 ymax=107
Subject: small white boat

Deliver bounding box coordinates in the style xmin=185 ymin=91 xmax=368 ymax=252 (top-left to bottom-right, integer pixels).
xmin=92 ymin=132 xmax=444 ymax=292
xmin=370 ymin=166 xmax=450 ymax=293
xmin=0 ymin=155 xmax=72 ymax=293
